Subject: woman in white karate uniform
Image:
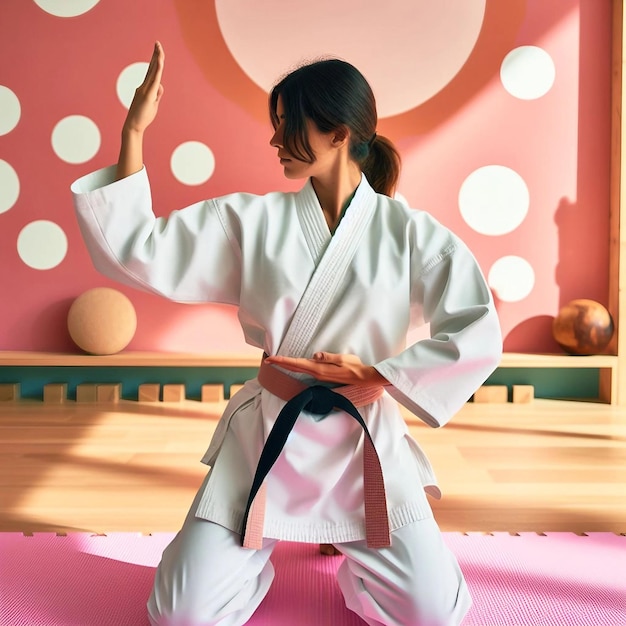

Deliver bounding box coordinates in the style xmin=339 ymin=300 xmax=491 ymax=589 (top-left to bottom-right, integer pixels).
xmin=71 ymin=42 xmax=502 ymax=625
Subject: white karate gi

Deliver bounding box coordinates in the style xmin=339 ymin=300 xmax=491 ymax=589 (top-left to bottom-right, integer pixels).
xmin=71 ymin=166 xmax=502 ymax=625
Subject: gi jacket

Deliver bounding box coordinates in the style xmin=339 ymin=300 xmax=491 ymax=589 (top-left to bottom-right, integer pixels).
xmin=71 ymin=166 xmax=502 ymax=543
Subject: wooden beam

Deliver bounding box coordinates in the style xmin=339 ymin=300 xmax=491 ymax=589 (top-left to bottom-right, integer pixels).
xmin=610 ymin=0 xmax=626 ymax=404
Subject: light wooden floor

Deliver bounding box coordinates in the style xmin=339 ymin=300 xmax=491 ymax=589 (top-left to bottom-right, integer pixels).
xmin=1 ymin=397 xmax=625 ymax=534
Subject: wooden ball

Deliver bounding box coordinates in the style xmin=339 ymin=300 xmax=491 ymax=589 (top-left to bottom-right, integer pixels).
xmin=68 ymin=287 xmax=137 ymax=355
xmin=552 ymin=299 xmax=614 ymax=355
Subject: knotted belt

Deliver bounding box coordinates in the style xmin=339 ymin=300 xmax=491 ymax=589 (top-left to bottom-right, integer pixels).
xmin=240 ymin=356 xmax=391 ymax=550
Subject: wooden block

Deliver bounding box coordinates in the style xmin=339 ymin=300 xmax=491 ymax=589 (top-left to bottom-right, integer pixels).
xmin=76 ymin=384 xmax=98 ymax=403
xmin=43 ymin=383 xmax=68 ymax=404
xmin=229 ymin=384 xmax=245 ymax=398
xmin=96 ymin=384 xmax=122 ymax=403
xmin=0 ymin=383 xmax=20 ymax=402
xmin=162 ymin=384 xmax=186 ymax=402
xmin=512 ymin=385 xmax=534 ymax=403
xmin=473 ymin=385 xmax=508 ymax=403
xmin=138 ymin=384 xmax=160 ymax=402
xmin=201 ymin=384 xmax=224 ymax=403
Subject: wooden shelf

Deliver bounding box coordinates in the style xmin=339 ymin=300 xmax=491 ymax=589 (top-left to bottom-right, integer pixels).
xmin=498 ymin=352 xmax=617 ymax=405
xmin=499 ymin=353 xmax=618 ymax=369
xmin=0 ymin=350 xmax=617 ymax=369
xmin=0 ymin=350 xmax=263 ymax=367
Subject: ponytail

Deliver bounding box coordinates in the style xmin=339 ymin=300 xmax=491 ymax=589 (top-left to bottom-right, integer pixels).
xmin=361 ymin=134 xmax=401 ymax=197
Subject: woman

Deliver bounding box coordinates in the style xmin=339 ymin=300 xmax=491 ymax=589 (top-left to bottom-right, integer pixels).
xmin=72 ymin=42 xmax=502 ymax=625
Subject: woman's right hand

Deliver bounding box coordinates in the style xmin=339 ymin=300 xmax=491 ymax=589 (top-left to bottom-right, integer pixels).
xmin=123 ymin=41 xmax=165 ymax=135
xmin=116 ymin=42 xmax=164 ymax=180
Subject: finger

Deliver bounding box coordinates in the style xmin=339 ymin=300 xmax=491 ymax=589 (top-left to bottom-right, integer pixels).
xmin=152 ymin=41 xmax=165 ymax=85
xmin=313 ymin=352 xmax=343 ymax=364
xmin=142 ymin=42 xmax=164 ymax=91
xmin=265 ymin=356 xmax=310 ymax=369
xmin=266 ymin=357 xmax=323 ymax=375
xmin=142 ymin=43 xmax=159 ymax=85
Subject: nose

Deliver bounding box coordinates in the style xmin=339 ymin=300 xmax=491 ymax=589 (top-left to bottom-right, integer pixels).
xmin=270 ymin=125 xmax=283 ymax=148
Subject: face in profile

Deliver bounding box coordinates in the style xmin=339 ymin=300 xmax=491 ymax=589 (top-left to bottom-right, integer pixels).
xmin=270 ymin=95 xmax=342 ymax=181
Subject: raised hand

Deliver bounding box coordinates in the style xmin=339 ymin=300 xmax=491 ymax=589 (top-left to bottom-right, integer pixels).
xmin=124 ymin=41 xmax=165 ymax=134
xmin=116 ymin=41 xmax=165 ymax=180
xmin=265 ymin=352 xmax=388 ymax=387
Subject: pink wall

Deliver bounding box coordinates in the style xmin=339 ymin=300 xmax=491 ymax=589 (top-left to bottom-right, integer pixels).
xmin=0 ymin=0 xmax=612 ymax=354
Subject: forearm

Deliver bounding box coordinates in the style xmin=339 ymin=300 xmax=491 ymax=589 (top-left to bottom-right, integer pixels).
xmin=116 ymin=128 xmax=144 ymax=181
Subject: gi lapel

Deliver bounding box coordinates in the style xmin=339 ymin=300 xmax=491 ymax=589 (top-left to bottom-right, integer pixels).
xmin=278 ymin=175 xmax=378 ymax=358
xmin=294 ymin=178 xmax=330 ymax=266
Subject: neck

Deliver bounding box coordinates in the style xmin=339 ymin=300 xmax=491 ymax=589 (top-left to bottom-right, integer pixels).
xmin=311 ymin=162 xmax=362 ymax=232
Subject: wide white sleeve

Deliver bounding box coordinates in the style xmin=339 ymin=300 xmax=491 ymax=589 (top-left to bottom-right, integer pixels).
xmin=71 ymin=165 xmax=241 ymax=304
xmin=374 ymin=229 xmax=502 ymax=428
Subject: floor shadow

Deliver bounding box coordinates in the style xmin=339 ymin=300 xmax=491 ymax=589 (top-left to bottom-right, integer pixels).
xmin=0 ymin=401 xmax=216 ymax=535
xmin=441 ymin=420 xmax=626 ymax=442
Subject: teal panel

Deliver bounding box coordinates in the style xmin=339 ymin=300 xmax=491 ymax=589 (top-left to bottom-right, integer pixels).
xmin=0 ymin=366 xmax=260 ymax=401
xmin=483 ymin=368 xmax=599 ymax=400
xmin=0 ymin=366 xmax=600 ymax=402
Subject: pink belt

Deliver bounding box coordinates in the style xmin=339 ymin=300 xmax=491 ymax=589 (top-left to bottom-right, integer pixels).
xmin=240 ymin=356 xmax=391 ymax=550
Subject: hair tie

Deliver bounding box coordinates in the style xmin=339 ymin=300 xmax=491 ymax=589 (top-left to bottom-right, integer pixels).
xmin=368 ymin=132 xmax=377 ymax=147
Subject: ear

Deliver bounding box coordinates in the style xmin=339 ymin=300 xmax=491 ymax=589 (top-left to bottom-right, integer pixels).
xmin=331 ymin=126 xmax=350 ymax=148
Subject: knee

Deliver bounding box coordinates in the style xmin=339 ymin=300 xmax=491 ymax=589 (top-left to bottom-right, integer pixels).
xmin=146 ymin=551 xmax=276 ymax=626
xmin=146 ymin=569 xmax=240 ymax=626
xmin=338 ymin=559 xmax=471 ymax=626
xmin=147 ymin=574 xmax=211 ymax=625
xmin=146 ymin=555 xmax=233 ymax=626
xmin=395 ymin=580 xmax=472 ymax=626
xmin=147 ymin=586 xmax=235 ymax=626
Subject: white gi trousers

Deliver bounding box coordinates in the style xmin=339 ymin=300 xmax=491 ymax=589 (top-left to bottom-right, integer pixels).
xmin=147 ymin=476 xmax=471 ymax=626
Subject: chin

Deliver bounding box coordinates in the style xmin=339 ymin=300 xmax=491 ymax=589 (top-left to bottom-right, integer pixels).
xmin=282 ymin=169 xmax=306 ymax=180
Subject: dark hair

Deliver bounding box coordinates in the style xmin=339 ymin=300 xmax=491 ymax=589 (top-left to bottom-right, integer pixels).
xmin=269 ymin=59 xmax=401 ymax=196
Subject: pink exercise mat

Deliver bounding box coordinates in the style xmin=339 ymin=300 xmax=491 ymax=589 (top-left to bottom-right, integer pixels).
xmin=0 ymin=532 xmax=624 ymax=625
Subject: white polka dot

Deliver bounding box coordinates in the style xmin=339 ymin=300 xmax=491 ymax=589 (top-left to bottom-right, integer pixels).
xmin=51 ymin=115 xmax=101 ymax=164
xmin=171 ymin=141 xmax=215 ymax=185
xmin=116 ymin=62 xmax=149 ymax=109
xmin=488 ymin=256 xmax=535 ymax=303
xmin=17 ymin=220 xmax=68 ymax=270
xmin=459 ymin=165 xmax=529 ymax=236
xmin=0 ymin=160 xmax=20 ymax=214
xmin=0 ymin=86 xmax=21 ymax=136
xmin=32 ymin=0 xmax=101 ymax=17
xmin=500 ymin=46 xmax=555 ymax=100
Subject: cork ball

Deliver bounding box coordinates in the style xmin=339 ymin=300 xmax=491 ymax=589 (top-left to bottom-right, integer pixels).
xmin=68 ymin=287 xmax=137 ymax=355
